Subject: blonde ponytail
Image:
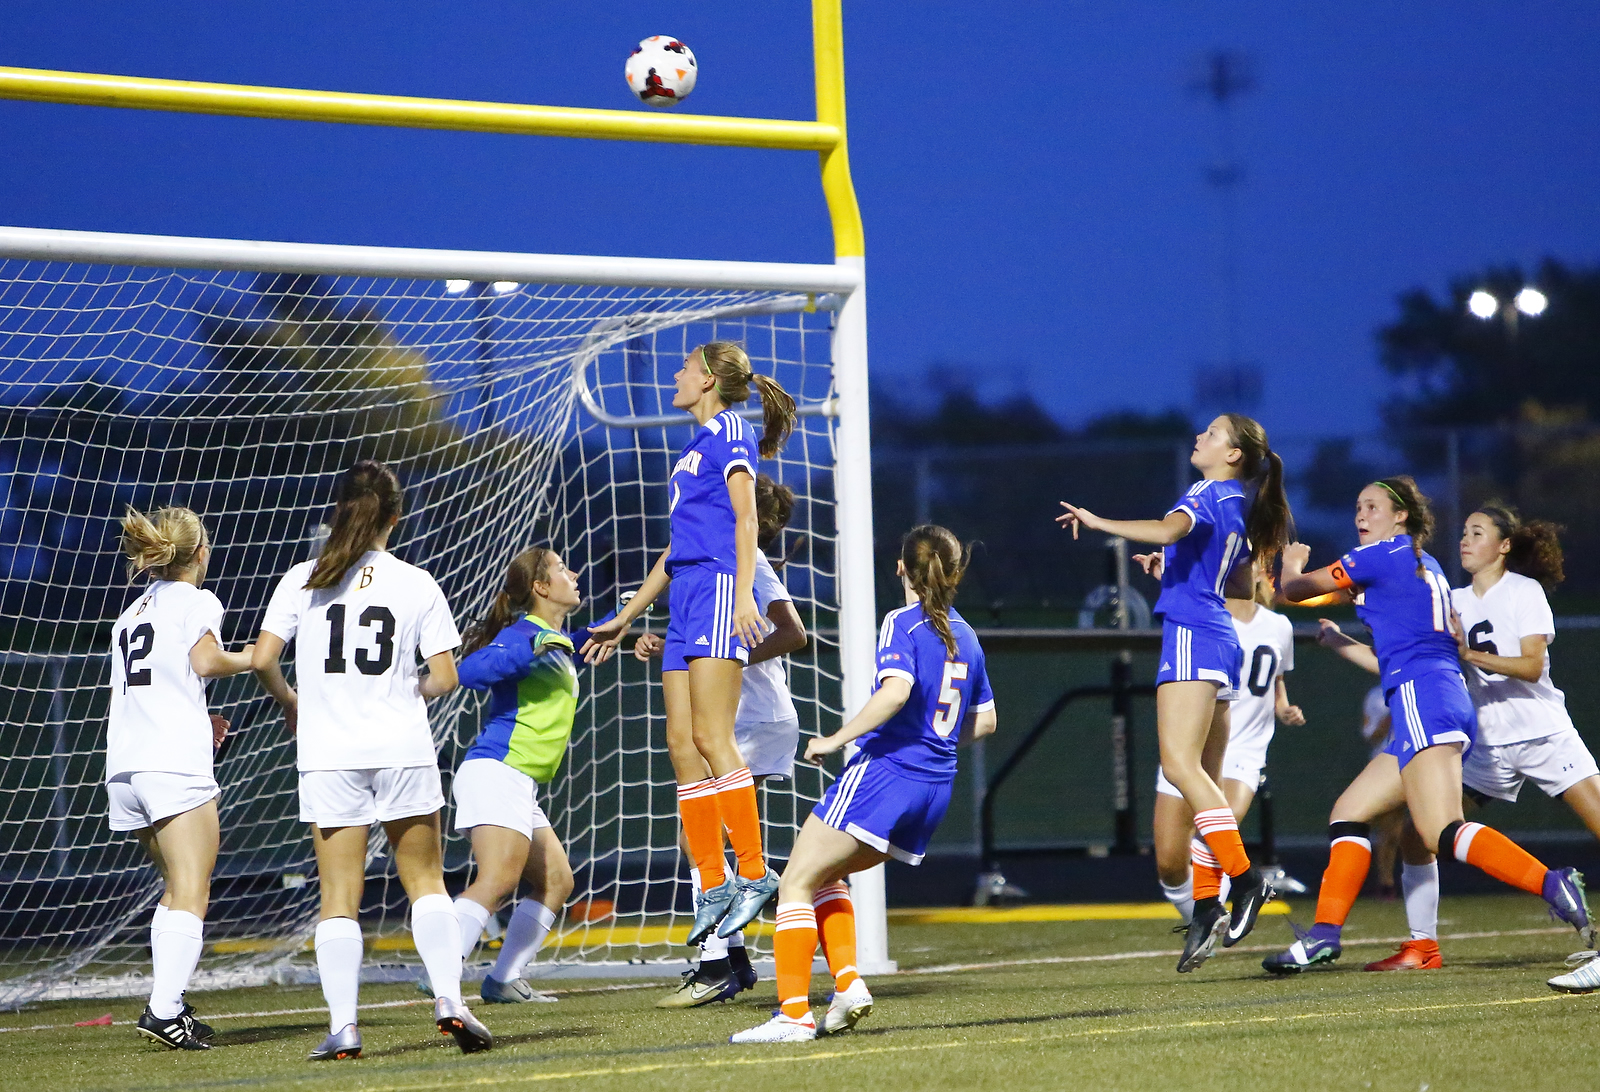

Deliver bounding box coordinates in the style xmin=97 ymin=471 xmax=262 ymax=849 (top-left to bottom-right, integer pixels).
xmin=696 ymin=341 xmax=797 ymax=458
xmin=901 ymin=524 xmax=970 ymax=657
xmin=119 ymin=505 xmax=207 ymax=581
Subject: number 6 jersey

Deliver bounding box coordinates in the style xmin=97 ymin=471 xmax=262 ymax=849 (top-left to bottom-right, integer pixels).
xmin=107 ymin=580 xmax=226 ymax=779
xmin=859 ymin=603 xmax=994 ymax=781
xmin=261 ymin=550 xmax=461 ymax=772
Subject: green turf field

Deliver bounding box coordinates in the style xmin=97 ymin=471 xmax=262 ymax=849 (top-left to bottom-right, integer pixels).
xmin=6 ymin=895 xmax=1596 ymax=1092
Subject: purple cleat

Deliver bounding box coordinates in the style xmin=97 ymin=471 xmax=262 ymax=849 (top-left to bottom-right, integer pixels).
xmin=1543 ymin=868 xmax=1596 ymax=949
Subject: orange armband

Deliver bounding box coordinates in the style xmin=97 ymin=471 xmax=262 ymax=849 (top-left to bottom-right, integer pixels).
xmin=1328 ymin=560 xmax=1355 ymax=591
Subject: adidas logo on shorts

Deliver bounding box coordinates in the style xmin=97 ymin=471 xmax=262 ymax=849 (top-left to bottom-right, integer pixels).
xmin=695 ymin=635 xmax=710 ymax=646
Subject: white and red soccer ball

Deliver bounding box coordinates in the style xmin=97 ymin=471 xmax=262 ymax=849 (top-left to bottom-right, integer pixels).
xmin=625 ymin=36 xmax=697 ymax=108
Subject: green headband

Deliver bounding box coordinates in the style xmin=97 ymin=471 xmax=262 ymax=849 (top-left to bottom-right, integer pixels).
xmin=1372 ymin=480 xmax=1407 ymax=510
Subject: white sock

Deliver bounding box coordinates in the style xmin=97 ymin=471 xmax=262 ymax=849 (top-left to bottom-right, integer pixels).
xmin=314 ymin=917 xmax=363 ymax=1033
xmin=1160 ymin=870 xmax=1195 ymax=924
xmin=727 ymin=928 xmax=746 ymax=950
xmin=152 ymin=902 xmax=171 ymax=928
xmin=1219 ymin=872 xmax=1233 ymax=905
xmin=149 ymin=909 xmax=204 ymax=1019
xmin=492 ymin=899 xmax=557 ymax=984
xmin=411 ymin=893 xmax=464 ymax=1004
xmin=454 ymin=896 xmax=492 ymax=960
xmin=701 ymin=929 xmax=731 ymax=961
xmin=1402 ymin=861 xmax=1440 ymax=941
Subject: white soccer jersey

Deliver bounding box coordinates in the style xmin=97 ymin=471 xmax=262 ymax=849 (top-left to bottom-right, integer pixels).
xmin=736 ymin=552 xmax=799 ymax=727
xmin=261 ymin=550 xmax=461 ymax=772
xmin=1228 ymin=604 xmax=1294 ymax=750
xmin=1452 ymin=570 xmax=1572 ymax=747
xmin=106 ymin=580 xmax=225 ymax=779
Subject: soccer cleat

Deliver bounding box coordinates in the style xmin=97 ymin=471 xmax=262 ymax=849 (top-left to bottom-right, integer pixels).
xmin=1363 ymin=938 xmax=1442 ymax=971
xmin=1548 ymin=951 xmax=1600 ymax=994
xmin=480 ymin=974 xmax=556 ymax=1004
xmin=1262 ymin=924 xmax=1342 ymax=975
xmin=1260 ymin=863 xmax=1308 ymax=896
xmin=136 ymin=1006 xmax=211 ymax=1051
xmin=1177 ymin=899 xmax=1230 ymax=973
xmin=655 ymin=961 xmax=744 ymax=1008
xmin=718 ymin=869 xmax=781 ymax=939
xmin=821 ymin=978 xmax=873 ymax=1035
xmin=729 ymin=1011 xmax=817 ymax=1044
xmin=729 ymin=951 xmax=759 ymax=994
xmin=687 ymin=878 xmax=737 ymax=946
xmin=1542 ymin=867 xmax=1597 ymax=949
xmin=435 ymin=996 xmax=494 ymax=1054
xmin=1223 ymin=867 xmax=1275 ymax=947
xmin=179 ymin=999 xmax=214 ymax=1040
xmin=307 ymin=1023 xmax=362 ymax=1061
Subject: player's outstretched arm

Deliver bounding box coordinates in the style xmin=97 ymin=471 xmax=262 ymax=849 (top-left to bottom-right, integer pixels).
xmin=805 ymin=677 xmax=912 ymax=762
xmin=251 ymin=631 xmax=298 ymax=735
xmin=1316 ymin=618 xmax=1380 ymax=675
xmin=190 ymin=631 xmax=255 ymax=678
xmin=1279 ymin=542 xmax=1345 ymax=602
xmin=581 ymin=551 xmax=671 ymax=662
xmin=1056 ymin=502 xmax=1193 ymax=547
xmin=746 ymin=599 xmax=806 ymax=666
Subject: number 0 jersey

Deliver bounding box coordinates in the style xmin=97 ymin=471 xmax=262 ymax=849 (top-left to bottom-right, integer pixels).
xmin=1154 ymin=479 xmax=1249 ymax=631
xmin=666 ymin=410 xmax=756 ymax=576
xmin=858 ymin=604 xmax=995 ymax=782
xmin=1330 ymin=535 xmax=1460 ymax=689
xmin=1228 ymin=604 xmax=1295 ymax=748
xmin=1451 ymin=570 xmax=1572 ymax=747
xmin=107 ymin=580 xmax=225 ymax=779
xmin=261 ymin=550 xmax=461 ymax=772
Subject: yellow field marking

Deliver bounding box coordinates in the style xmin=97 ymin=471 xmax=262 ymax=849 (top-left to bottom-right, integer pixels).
xmin=211 ymin=920 xmax=776 ymax=955
xmin=888 ymin=901 xmax=1290 ymax=925
xmin=325 ymin=993 xmax=1591 ymax=1091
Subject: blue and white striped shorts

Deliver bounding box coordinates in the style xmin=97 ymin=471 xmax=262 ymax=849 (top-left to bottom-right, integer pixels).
xmin=1155 ymin=619 xmax=1242 ymax=700
xmin=663 ymin=563 xmax=750 ymax=672
xmin=813 ymin=752 xmax=951 ymax=866
xmin=1383 ymin=671 xmax=1476 ymax=769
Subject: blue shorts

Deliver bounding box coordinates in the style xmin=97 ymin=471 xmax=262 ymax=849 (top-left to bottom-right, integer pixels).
xmin=1155 ymin=620 xmax=1242 ymax=699
xmin=1384 ymin=671 xmax=1477 ymax=769
xmin=813 ymin=753 xmax=951 ymax=866
xmin=663 ymin=564 xmax=750 ymax=672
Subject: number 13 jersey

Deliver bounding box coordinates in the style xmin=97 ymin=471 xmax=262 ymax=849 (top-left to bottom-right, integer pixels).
xmin=859 ymin=603 xmax=994 ymax=782
xmin=261 ymin=550 xmax=461 ymax=772
xmin=107 ymin=580 xmax=225 ymax=779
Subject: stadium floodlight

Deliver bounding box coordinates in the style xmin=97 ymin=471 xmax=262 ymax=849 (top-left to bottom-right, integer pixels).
xmin=0 ymin=0 xmax=892 ymax=1010
xmin=1468 ymin=290 xmax=1499 ymax=319
xmin=1515 ymin=287 xmax=1548 ymax=316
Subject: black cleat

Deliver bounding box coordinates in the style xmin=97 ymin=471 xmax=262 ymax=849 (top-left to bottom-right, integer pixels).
xmin=136 ymin=1006 xmax=211 ymax=1051
xmin=179 ymin=999 xmax=214 ymax=1040
xmin=1223 ymin=867 xmax=1275 ymax=947
xmin=1178 ymin=898 xmax=1230 ymax=973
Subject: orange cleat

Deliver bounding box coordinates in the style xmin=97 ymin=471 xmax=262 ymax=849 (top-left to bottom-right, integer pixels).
xmin=1363 ymin=938 xmax=1442 ymax=971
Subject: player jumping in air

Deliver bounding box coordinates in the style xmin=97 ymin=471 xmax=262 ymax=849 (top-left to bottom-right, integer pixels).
xmin=1059 ymin=414 xmax=1293 ymax=971
xmin=253 ymin=460 xmax=493 ymax=1058
xmin=1262 ymin=479 xmax=1593 ymax=974
xmin=584 ymin=343 xmax=798 ymax=946
xmin=730 ymin=524 xmax=996 ymax=1043
xmin=109 ymin=506 xmax=256 ymax=1051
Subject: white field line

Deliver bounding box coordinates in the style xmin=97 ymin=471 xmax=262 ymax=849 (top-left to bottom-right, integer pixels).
xmin=0 ymin=925 xmax=1574 ymax=1035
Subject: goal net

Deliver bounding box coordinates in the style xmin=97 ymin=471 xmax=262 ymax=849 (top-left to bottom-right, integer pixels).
xmin=0 ymin=228 xmax=861 ymax=1008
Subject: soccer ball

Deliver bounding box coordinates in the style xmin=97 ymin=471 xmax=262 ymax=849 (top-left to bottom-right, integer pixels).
xmin=625 ymin=36 xmax=697 ymax=108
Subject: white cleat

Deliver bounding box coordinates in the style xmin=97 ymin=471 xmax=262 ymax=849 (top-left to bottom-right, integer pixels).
xmin=435 ymin=995 xmax=494 ymax=1053
xmin=821 ymin=978 xmax=873 ymax=1035
xmin=1549 ymin=952 xmax=1600 ymax=994
xmin=729 ymin=1011 xmax=817 ymax=1044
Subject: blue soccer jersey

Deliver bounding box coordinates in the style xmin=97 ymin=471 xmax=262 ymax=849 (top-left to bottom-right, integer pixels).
xmin=857 ymin=604 xmax=995 ymax=781
xmin=1330 ymin=535 xmax=1460 ymax=688
xmin=1153 ymin=478 xmax=1250 ymax=629
xmin=666 ymin=410 xmax=756 ymax=576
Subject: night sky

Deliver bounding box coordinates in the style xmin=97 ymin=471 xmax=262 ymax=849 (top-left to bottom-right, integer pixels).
xmin=4 ymin=1 xmax=1598 ymax=436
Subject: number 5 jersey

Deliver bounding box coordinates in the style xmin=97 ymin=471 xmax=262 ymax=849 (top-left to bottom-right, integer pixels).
xmin=108 ymin=580 xmax=226 ymax=778
xmin=261 ymin=550 xmax=461 ymax=772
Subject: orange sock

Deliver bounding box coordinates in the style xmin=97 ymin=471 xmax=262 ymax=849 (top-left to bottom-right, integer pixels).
xmin=713 ymin=767 xmax=767 ymax=880
xmin=1450 ymin=821 xmax=1547 ymax=895
xmin=676 ymin=779 xmax=725 ymax=889
xmin=1194 ymin=807 xmax=1252 ymax=877
xmin=1191 ymin=838 xmax=1223 ymax=901
xmin=813 ymin=882 xmax=859 ymax=991
xmin=1314 ymin=823 xmax=1372 ymax=926
xmin=773 ymin=902 xmax=817 ymax=1020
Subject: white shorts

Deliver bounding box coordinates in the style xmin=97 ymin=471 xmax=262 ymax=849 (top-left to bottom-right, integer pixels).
xmin=298 ymin=765 xmax=444 ymax=827
xmin=736 ymin=717 xmax=800 ymax=780
xmin=106 ymin=772 xmax=219 ymax=832
xmin=1154 ymin=736 xmax=1271 ymax=799
xmin=1462 ymin=728 xmax=1600 ymax=803
xmin=451 ymin=758 xmax=551 ymax=840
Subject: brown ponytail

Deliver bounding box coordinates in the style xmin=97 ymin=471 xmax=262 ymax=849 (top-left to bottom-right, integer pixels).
xmin=1476 ymin=502 xmax=1565 ymax=589
xmin=1222 ymin=413 xmax=1294 ymax=564
xmin=460 ymin=547 xmax=554 ymax=656
xmin=1374 ymin=475 xmax=1435 ymax=578
xmin=697 ymin=341 xmax=797 ymax=458
xmin=901 ymin=524 xmax=970 ymax=657
xmin=119 ymin=505 xmax=207 ymax=581
xmin=754 ymin=473 xmax=795 ymax=550
xmin=305 ymin=459 xmax=403 ymax=590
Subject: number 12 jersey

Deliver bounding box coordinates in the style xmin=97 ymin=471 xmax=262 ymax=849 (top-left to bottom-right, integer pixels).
xmin=261 ymin=550 xmax=461 ymax=772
